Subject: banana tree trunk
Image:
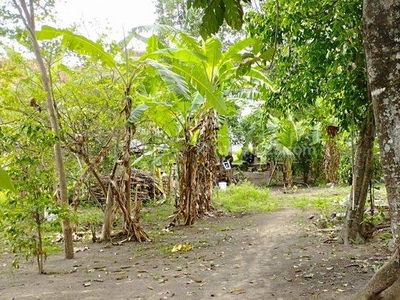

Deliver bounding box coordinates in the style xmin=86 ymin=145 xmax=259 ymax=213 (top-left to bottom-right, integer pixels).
xmin=197 ymin=109 xmax=218 ymax=214
xmin=169 ymin=109 xmax=218 ymax=226
xmin=323 ymin=127 xmax=340 ymax=184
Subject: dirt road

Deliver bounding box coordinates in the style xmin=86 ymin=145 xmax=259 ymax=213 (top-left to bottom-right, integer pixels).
xmin=0 ymin=208 xmax=386 ymax=299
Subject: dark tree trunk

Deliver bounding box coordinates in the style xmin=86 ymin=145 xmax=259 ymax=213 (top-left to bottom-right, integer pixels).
xmin=341 ymin=104 xmax=375 ymax=245
xmin=352 ymin=1 xmax=400 ymax=299
xmin=172 ymin=143 xmax=199 ymax=226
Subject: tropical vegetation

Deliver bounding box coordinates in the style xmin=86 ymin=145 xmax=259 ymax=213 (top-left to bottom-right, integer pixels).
xmin=1 ymin=0 xmax=400 ymax=298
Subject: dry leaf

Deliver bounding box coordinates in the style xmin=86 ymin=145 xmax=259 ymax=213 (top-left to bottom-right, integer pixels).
xmin=231 ymin=288 xmax=246 ymax=295
xmin=172 ymin=243 xmax=192 ymax=253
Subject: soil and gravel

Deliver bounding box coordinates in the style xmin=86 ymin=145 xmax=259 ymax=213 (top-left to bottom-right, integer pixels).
xmin=0 ymin=202 xmax=390 ymax=300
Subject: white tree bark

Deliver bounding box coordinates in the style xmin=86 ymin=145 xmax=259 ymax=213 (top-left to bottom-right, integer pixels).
xmin=364 ymin=0 xmax=400 ymax=248
xmin=352 ymin=1 xmax=400 ymax=298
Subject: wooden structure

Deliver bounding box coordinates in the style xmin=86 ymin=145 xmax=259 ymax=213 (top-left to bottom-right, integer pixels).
xmin=89 ymin=169 xmax=165 ymax=205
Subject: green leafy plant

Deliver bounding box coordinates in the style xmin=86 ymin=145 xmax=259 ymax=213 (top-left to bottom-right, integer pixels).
xmin=0 ymin=122 xmax=68 ymax=273
xmin=0 ymin=167 xmax=14 ymax=191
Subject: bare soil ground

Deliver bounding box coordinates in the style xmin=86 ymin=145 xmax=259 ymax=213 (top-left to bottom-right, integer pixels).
xmin=0 ymin=205 xmax=390 ymax=300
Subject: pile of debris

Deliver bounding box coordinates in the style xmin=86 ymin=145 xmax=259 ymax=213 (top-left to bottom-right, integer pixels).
xmin=89 ymin=169 xmax=165 ymax=204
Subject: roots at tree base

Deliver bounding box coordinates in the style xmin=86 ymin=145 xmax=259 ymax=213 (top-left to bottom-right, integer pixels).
xmin=352 ymin=249 xmax=400 ymax=300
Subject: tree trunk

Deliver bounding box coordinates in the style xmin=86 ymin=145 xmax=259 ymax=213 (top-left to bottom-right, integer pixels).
xmin=323 ymin=133 xmax=340 ymax=184
xmin=114 ymin=92 xmax=149 ymax=242
xmin=101 ymin=161 xmax=119 ymax=241
xmin=13 ymin=0 xmax=74 ymax=259
xmin=340 ymin=104 xmax=375 ymax=244
xmin=283 ymin=159 xmax=293 ymax=188
xmin=169 ymin=109 xmax=218 ymax=227
xmin=173 ymin=143 xmax=199 ymax=226
xmin=352 ymin=1 xmax=400 ymax=299
xmin=197 ymin=109 xmax=218 ymax=215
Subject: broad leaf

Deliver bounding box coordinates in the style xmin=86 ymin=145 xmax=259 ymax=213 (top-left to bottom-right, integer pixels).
xmin=188 ymin=93 xmax=205 ymax=115
xmin=217 ymin=122 xmax=230 ymax=156
xmin=222 ymin=37 xmax=254 ymax=64
xmin=145 ymin=59 xmax=189 ymax=97
xmin=224 ymin=0 xmax=244 ymax=30
xmin=128 ymin=104 xmax=149 ymax=125
xmin=0 ymin=168 xmax=14 ymax=191
xmin=178 ymin=33 xmax=203 ymax=53
xmin=200 ymin=0 xmax=224 ymax=39
xmin=204 ymin=38 xmax=222 ymax=69
xmin=173 ymin=64 xmax=227 ymax=114
xmin=36 ymin=26 xmax=116 ymax=68
xmin=166 ymin=49 xmax=205 ymax=65
xmin=246 ymin=69 xmax=277 ymax=92
xmin=146 ymin=35 xmax=162 ymax=53
xmin=277 ymin=119 xmax=298 ymax=149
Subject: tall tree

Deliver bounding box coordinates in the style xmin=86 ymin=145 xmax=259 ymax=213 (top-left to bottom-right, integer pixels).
xmin=186 ymin=0 xmax=399 ymax=296
xmin=245 ymin=0 xmax=375 ymax=242
xmin=34 ymin=26 xmax=161 ymax=242
xmin=6 ymin=0 xmax=74 ymax=259
xmin=351 ymin=1 xmax=400 ymax=298
xmin=341 ymin=102 xmax=375 ymax=244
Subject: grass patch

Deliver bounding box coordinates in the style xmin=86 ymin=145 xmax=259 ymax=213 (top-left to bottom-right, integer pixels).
xmin=213 ymin=181 xmax=278 ymax=213
xmin=214 ymin=182 xmax=351 ymax=216
xmin=272 ymin=185 xmax=351 ymax=214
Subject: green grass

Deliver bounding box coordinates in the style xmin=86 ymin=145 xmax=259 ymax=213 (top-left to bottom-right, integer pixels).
xmin=213 ymin=182 xmax=351 ymax=215
xmin=275 ymin=185 xmax=351 ymax=212
xmin=213 ymin=181 xmax=278 ymax=213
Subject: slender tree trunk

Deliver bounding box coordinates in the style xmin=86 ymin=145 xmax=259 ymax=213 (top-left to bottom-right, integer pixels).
xmin=101 ymin=162 xmax=119 ymax=241
xmin=112 ymin=91 xmax=149 ymax=242
xmin=179 ymin=143 xmax=199 ymax=225
xmin=13 ymin=0 xmax=74 ymax=258
xmin=340 ymin=104 xmax=375 ymax=244
xmin=323 ymin=129 xmax=340 ymax=184
xmin=284 ymin=159 xmax=293 ymax=188
xmin=352 ymin=1 xmax=400 ymax=299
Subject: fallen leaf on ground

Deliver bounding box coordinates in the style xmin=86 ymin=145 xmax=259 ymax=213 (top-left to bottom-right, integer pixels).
xmin=231 ymin=288 xmax=246 ymax=294
xmin=171 ymin=243 xmax=192 ymax=253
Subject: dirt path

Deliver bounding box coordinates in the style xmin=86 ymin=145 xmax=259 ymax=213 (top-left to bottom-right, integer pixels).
xmin=0 ymin=208 xmax=387 ymax=299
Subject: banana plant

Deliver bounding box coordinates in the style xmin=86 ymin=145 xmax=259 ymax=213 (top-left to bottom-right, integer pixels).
xmin=130 ymin=32 xmax=275 ymax=224
xmin=35 ymin=25 xmax=190 ymax=241
xmin=36 ymin=25 xmax=274 ymax=226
